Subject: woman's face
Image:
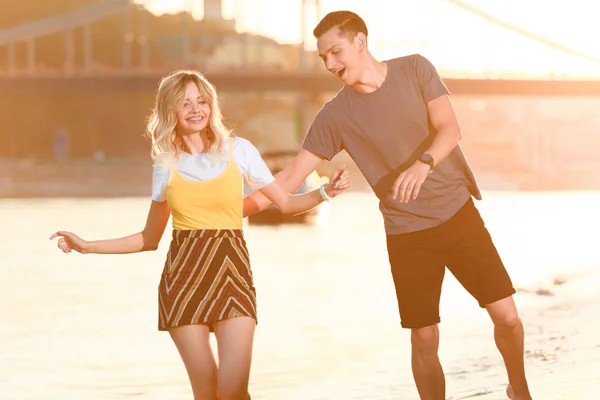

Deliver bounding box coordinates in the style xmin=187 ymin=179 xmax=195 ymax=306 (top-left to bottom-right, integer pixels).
xmin=175 ymin=81 xmax=211 ymax=135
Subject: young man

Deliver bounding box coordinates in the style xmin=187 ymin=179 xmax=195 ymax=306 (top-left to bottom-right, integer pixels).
xmin=243 ymin=10 xmax=532 ymax=400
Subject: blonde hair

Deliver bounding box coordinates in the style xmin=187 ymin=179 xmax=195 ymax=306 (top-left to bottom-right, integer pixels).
xmin=145 ymin=70 xmax=232 ymax=167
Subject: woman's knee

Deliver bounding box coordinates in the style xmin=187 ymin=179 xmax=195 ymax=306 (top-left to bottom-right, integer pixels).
xmin=189 ymin=384 xmax=218 ymax=400
xmin=187 ymin=369 xmax=218 ymax=400
xmin=218 ymin=380 xmax=250 ymax=400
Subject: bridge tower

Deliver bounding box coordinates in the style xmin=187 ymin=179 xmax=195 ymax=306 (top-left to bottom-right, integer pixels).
xmin=296 ymin=0 xmax=324 ymax=142
xmin=204 ymin=0 xmax=224 ymax=20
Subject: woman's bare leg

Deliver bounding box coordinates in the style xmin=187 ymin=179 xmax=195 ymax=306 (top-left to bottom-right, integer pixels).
xmin=214 ymin=317 xmax=256 ymax=400
xmin=169 ymin=324 xmax=218 ymax=400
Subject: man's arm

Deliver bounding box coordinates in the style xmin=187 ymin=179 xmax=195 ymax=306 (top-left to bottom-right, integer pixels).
xmin=423 ymin=94 xmax=462 ymax=167
xmin=391 ymin=94 xmax=462 ymax=203
xmin=243 ymin=149 xmax=323 ymax=217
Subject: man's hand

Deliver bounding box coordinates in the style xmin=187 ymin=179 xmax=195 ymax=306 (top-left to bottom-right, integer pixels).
xmin=325 ymin=165 xmax=351 ymax=198
xmin=391 ymin=161 xmax=431 ymax=203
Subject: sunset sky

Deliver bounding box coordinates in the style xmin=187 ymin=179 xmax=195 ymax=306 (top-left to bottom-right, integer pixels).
xmin=134 ymin=0 xmax=600 ymax=78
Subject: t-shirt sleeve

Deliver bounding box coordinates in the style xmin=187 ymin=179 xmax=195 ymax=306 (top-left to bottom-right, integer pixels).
xmin=301 ymin=103 xmax=344 ymax=162
xmin=237 ymin=138 xmax=275 ymax=190
xmin=413 ymin=54 xmax=450 ymax=102
xmin=151 ymin=165 xmax=169 ymax=202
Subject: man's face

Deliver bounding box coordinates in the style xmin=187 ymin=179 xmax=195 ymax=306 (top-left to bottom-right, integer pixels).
xmin=317 ymin=27 xmax=363 ymax=86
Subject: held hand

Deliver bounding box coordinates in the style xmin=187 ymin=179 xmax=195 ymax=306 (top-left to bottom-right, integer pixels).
xmin=391 ymin=161 xmax=431 ymax=203
xmin=49 ymin=231 xmax=89 ymax=254
xmin=325 ymin=165 xmax=351 ymax=198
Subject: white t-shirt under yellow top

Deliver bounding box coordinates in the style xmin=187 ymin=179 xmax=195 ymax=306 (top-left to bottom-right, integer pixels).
xmin=152 ymin=137 xmax=275 ymax=202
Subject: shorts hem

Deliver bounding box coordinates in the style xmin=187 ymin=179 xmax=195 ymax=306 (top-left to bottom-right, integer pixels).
xmin=400 ymin=317 xmax=441 ymax=330
xmin=477 ymin=287 xmax=517 ymax=308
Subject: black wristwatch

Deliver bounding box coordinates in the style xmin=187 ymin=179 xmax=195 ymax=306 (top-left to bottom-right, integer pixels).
xmin=419 ymin=153 xmax=434 ymax=171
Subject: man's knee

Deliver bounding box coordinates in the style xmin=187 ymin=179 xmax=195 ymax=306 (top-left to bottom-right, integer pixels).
xmin=411 ymin=324 xmax=440 ymax=358
xmin=486 ymin=296 xmax=521 ymax=328
xmin=494 ymin=313 xmax=522 ymax=333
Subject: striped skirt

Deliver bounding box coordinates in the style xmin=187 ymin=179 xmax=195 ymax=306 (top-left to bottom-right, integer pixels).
xmin=158 ymin=229 xmax=257 ymax=332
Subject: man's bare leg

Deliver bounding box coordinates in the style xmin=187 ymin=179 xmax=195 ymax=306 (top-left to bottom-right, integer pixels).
xmin=486 ymin=296 xmax=532 ymax=400
xmin=411 ymin=324 xmax=446 ymax=400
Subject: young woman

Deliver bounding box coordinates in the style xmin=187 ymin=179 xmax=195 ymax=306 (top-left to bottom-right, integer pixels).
xmin=49 ymin=70 xmax=351 ymax=400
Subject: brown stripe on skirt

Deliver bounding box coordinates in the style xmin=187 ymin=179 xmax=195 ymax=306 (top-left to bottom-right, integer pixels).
xmin=158 ymin=229 xmax=257 ymax=332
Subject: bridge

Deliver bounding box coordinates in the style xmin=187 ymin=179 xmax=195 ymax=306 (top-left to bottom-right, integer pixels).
xmin=1 ymin=0 xmax=600 ymax=96
xmin=3 ymin=71 xmax=600 ymax=97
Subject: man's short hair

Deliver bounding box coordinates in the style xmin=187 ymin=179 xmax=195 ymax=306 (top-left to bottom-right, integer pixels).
xmin=313 ymin=10 xmax=368 ymax=40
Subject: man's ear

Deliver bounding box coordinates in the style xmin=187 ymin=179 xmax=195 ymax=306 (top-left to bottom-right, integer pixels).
xmin=356 ymin=32 xmax=367 ymax=50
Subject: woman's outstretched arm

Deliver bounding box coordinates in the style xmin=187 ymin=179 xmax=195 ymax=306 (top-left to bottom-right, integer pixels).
xmin=257 ymin=165 xmax=351 ymax=216
xmin=50 ymin=200 xmax=171 ymax=254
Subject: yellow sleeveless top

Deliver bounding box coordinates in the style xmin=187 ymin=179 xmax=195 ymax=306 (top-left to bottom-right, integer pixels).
xmin=166 ymin=140 xmax=243 ymax=230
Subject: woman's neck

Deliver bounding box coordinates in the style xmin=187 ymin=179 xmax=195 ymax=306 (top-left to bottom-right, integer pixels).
xmin=180 ymin=131 xmax=208 ymax=154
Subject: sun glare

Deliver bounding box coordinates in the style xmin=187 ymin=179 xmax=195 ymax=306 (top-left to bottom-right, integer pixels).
xmin=135 ymin=0 xmax=600 ymax=79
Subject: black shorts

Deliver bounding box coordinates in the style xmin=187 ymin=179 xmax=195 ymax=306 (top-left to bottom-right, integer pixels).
xmin=386 ymin=197 xmax=515 ymax=329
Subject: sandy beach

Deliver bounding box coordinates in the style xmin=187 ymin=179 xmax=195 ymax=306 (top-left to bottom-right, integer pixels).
xmin=1 ymin=191 xmax=599 ymax=399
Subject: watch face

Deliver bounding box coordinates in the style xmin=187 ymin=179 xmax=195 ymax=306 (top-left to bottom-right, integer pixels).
xmin=421 ymin=154 xmax=433 ymax=165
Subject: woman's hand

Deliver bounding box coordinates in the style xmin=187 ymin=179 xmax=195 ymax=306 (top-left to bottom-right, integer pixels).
xmin=49 ymin=231 xmax=89 ymax=254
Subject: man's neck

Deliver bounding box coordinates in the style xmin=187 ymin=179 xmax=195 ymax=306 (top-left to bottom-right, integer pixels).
xmin=350 ymin=57 xmax=388 ymax=94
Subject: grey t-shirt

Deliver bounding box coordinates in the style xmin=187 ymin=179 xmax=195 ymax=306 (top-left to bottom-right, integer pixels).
xmin=302 ymin=54 xmax=481 ymax=235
